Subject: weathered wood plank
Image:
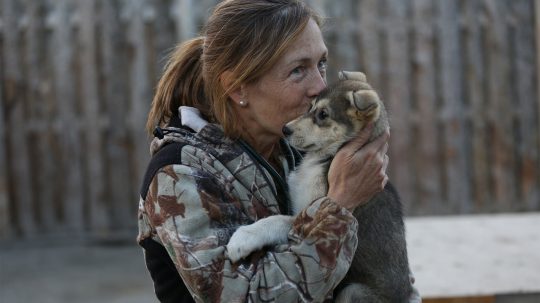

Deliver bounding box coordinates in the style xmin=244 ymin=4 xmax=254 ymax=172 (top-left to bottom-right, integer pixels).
xmin=0 ymin=1 xmax=10 ymax=239
xmin=512 ymin=0 xmax=540 ymax=211
xmin=78 ymin=0 xmax=108 ymax=233
xmin=22 ymin=0 xmax=62 ymax=234
xmin=383 ymin=0 xmax=415 ymax=213
xmin=532 ymin=0 xmax=540 ymax=210
xmin=2 ymin=0 xmax=35 ymax=235
xmin=50 ymin=0 xmax=84 ymax=232
xmin=100 ymin=0 xmax=135 ymax=230
xmin=437 ymin=0 xmax=472 ymax=213
xmin=328 ymin=0 xmax=359 ymax=72
xmin=125 ymin=0 xmax=152 ymax=224
xmin=411 ymin=0 xmax=443 ymax=213
xmin=463 ymin=0 xmax=491 ymax=212
xmin=357 ymin=0 xmax=383 ymax=91
xmin=484 ymin=0 xmax=516 ymax=210
xmin=150 ymin=0 xmax=177 ymax=83
xmin=172 ymin=0 xmax=195 ymax=42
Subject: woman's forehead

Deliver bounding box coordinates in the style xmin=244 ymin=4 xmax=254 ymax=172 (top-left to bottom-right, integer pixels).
xmin=280 ymin=19 xmax=327 ymax=65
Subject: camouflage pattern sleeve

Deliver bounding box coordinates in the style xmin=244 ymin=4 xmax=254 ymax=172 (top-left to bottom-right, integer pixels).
xmin=143 ymin=163 xmax=358 ymax=303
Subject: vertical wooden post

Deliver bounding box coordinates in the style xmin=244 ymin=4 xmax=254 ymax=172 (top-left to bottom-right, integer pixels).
xmin=411 ymin=0 xmax=443 ymax=213
xmin=22 ymin=0 xmax=60 ymax=233
xmin=358 ymin=0 xmax=383 ymax=91
xmin=535 ymin=0 xmax=540 ymax=205
xmin=330 ymin=0 xmax=359 ymax=72
xmin=51 ymin=0 xmax=84 ymax=232
xmin=78 ymin=0 xmax=108 ymax=235
xmin=464 ymin=0 xmax=490 ymax=211
xmin=512 ymin=0 xmax=540 ymax=211
xmin=126 ymin=0 xmax=152 ymax=224
xmin=2 ymin=0 xmax=35 ymax=236
xmin=100 ymin=0 xmax=133 ymax=230
xmin=0 ymin=14 xmax=10 ymax=239
xmin=437 ymin=0 xmax=471 ymax=213
xmin=484 ymin=0 xmax=515 ymax=210
xmin=172 ymin=0 xmax=195 ymax=41
xmin=384 ymin=0 xmax=414 ymax=213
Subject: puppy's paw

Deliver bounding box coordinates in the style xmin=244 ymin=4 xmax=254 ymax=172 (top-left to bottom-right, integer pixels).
xmin=227 ymin=216 xmax=294 ymax=263
xmin=226 ymin=225 xmax=266 ymax=263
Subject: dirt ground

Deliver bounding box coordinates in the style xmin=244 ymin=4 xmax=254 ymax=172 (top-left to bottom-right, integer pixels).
xmin=1 ymin=213 xmax=539 ymax=302
xmin=0 ymin=242 xmax=157 ymax=303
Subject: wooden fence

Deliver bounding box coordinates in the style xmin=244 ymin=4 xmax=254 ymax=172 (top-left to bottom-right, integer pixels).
xmin=0 ymin=0 xmax=539 ymax=240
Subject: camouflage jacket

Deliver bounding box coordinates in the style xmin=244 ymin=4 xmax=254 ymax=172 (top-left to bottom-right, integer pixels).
xmin=137 ymin=108 xmax=358 ymax=302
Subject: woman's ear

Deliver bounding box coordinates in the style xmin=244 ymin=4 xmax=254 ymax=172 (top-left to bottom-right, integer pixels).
xmin=220 ymin=71 xmax=244 ymax=103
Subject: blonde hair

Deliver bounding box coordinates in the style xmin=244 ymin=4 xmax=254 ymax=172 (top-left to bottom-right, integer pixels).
xmin=146 ymin=0 xmax=321 ymax=138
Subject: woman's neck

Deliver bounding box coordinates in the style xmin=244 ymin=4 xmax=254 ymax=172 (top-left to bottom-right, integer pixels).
xmin=233 ymin=106 xmax=282 ymax=160
xmin=242 ymin=131 xmax=279 ymax=160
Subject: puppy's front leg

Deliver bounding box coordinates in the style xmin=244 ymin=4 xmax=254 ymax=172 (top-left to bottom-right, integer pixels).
xmin=227 ymin=215 xmax=294 ymax=263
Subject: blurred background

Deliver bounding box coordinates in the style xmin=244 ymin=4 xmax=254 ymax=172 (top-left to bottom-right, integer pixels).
xmin=0 ymin=0 xmax=538 ymax=302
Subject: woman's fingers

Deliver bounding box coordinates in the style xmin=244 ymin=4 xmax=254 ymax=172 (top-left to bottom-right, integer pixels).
xmin=372 ymin=127 xmax=390 ymax=153
xmin=327 ymin=125 xmax=391 ymax=210
xmin=342 ymin=123 xmax=374 ymax=154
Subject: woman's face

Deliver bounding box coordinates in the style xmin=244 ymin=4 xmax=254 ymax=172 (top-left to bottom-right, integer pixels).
xmin=240 ymin=18 xmax=328 ymax=141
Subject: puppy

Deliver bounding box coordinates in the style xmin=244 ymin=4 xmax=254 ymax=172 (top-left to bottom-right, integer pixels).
xmin=227 ymin=71 xmax=412 ymax=302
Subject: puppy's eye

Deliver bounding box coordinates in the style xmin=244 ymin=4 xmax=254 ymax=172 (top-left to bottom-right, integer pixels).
xmin=317 ymin=109 xmax=328 ymax=120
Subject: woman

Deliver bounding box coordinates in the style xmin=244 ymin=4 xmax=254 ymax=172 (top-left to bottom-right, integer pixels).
xmin=138 ymin=0 xmax=415 ymax=302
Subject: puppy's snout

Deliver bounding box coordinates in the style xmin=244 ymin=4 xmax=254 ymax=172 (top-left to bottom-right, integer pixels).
xmin=282 ymin=125 xmax=293 ymax=137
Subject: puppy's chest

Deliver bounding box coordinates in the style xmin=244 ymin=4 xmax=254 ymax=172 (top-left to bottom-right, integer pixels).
xmin=288 ymin=156 xmax=330 ymax=214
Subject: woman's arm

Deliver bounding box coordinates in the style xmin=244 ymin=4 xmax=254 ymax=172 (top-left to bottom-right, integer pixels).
xmin=142 ymin=164 xmax=358 ymax=303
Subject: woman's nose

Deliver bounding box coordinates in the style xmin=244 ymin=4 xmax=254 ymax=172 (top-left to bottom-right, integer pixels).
xmin=307 ymin=70 xmax=327 ymax=98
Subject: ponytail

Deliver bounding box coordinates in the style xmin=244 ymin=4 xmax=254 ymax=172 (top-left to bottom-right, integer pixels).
xmin=146 ymin=37 xmax=208 ymax=135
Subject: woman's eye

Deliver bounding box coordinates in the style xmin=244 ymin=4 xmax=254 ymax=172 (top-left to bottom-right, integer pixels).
xmin=318 ymin=58 xmax=328 ymax=71
xmin=291 ymin=66 xmax=305 ymax=76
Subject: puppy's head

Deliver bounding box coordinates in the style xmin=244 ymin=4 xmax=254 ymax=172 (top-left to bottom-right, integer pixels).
xmin=283 ymin=72 xmax=387 ymax=156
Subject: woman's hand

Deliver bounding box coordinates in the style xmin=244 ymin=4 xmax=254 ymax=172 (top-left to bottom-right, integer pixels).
xmin=327 ymin=124 xmax=390 ymax=211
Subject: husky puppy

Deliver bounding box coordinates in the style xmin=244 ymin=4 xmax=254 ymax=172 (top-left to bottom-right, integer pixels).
xmin=227 ymin=71 xmax=412 ymax=303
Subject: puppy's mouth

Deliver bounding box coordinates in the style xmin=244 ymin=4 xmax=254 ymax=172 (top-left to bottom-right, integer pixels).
xmin=285 ymin=136 xmax=317 ymax=152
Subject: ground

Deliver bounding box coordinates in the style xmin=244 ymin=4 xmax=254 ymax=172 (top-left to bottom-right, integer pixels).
xmin=1 ymin=212 xmax=539 ymax=302
xmin=0 ymin=242 xmax=157 ymax=303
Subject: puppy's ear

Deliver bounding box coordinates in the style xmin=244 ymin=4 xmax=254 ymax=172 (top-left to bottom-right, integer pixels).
xmin=338 ymin=71 xmax=367 ymax=82
xmin=345 ymin=90 xmax=380 ymax=112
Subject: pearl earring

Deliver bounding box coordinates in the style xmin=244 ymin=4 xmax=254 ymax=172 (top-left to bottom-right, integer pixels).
xmin=239 ymin=100 xmax=247 ymax=107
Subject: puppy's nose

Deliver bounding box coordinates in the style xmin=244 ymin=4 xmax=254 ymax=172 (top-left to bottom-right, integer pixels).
xmin=282 ymin=125 xmax=293 ymax=137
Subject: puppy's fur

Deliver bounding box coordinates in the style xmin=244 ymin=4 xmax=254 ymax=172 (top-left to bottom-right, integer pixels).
xmin=227 ymin=71 xmax=412 ymax=302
